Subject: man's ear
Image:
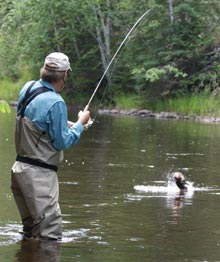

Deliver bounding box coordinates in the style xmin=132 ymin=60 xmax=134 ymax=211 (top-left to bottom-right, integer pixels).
xmin=64 ymin=71 xmax=68 ymax=80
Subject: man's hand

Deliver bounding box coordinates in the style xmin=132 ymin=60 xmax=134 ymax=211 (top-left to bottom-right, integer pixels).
xmin=67 ymin=121 xmax=74 ymax=128
xmin=77 ymin=110 xmax=90 ymax=125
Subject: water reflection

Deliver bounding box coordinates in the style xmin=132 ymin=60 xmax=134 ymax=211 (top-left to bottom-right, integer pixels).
xmin=169 ymin=194 xmax=186 ymax=225
xmin=131 ymin=174 xmax=220 ymax=229
xmin=15 ymin=240 xmax=61 ymax=262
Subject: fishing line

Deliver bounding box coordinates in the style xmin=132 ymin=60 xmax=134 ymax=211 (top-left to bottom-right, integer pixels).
xmin=95 ymin=26 xmax=150 ymax=119
xmin=92 ymin=36 xmax=132 ymax=120
xmin=84 ymin=8 xmax=154 ymax=128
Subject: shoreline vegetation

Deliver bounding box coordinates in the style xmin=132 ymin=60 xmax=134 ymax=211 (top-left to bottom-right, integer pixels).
xmin=2 ymin=2 xmax=220 ymax=127
xmin=9 ymin=101 xmax=220 ymax=124
xmin=7 ymin=91 xmax=220 ymax=124
xmin=97 ymin=108 xmax=220 ymax=124
xmin=4 ymin=79 xmax=220 ymax=124
xmin=95 ymin=92 xmax=220 ymax=124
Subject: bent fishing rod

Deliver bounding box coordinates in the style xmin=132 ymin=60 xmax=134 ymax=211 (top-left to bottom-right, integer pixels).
xmin=84 ymin=8 xmax=153 ymax=128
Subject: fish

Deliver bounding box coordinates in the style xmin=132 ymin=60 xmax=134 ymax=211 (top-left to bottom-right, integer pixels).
xmin=173 ymin=172 xmax=188 ymax=191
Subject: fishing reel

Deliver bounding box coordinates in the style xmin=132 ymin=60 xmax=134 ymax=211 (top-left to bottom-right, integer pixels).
xmin=68 ymin=118 xmax=94 ymax=130
xmin=84 ymin=118 xmax=94 ymax=130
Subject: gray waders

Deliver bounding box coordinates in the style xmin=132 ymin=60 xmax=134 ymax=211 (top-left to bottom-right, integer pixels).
xmin=11 ymin=162 xmax=62 ymax=240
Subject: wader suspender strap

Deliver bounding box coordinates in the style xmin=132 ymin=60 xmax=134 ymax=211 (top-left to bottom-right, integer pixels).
xmin=18 ymin=81 xmax=51 ymax=117
xmin=16 ymin=82 xmax=58 ymax=172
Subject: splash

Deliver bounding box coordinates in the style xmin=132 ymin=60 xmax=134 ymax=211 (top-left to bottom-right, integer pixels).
xmin=132 ymin=176 xmax=218 ymax=202
xmin=0 ymin=223 xmax=22 ymax=246
xmin=134 ymin=180 xmax=194 ymax=196
xmin=134 ymin=179 xmax=214 ymax=194
xmin=61 ymin=228 xmax=90 ymax=243
xmin=0 ymin=222 xmax=107 ymax=246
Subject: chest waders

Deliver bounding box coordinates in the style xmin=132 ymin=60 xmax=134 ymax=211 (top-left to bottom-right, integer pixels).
xmin=12 ymin=81 xmax=63 ymax=240
xmin=16 ymin=82 xmax=59 ymax=172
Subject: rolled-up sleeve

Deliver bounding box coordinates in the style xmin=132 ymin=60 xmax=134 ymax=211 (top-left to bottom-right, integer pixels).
xmin=47 ymin=101 xmax=84 ymax=150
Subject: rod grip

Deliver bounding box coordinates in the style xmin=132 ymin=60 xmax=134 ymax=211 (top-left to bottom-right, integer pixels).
xmin=83 ymin=104 xmax=89 ymax=112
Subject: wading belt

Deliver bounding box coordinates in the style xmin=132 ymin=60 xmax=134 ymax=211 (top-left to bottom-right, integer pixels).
xmin=16 ymin=81 xmax=58 ymax=172
xmin=16 ymin=155 xmax=58 ymax=172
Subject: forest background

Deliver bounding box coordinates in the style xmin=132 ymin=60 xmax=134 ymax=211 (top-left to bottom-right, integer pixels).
xmin=1 ymin=0 xmax=220 ymax=117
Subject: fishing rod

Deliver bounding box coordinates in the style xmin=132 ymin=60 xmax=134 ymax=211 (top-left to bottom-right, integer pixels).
xmin=84 ymin=8 xmax=153 ymax=128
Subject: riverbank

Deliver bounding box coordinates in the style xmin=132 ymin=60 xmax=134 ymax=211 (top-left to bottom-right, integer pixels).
xmin=9 ymin=100 xmax=220 ymax=124
xmin=97 ymin=108 xmax=220 ymax=124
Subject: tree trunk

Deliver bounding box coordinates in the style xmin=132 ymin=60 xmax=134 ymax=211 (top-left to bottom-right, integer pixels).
xmin=168 ymin=0 xmax=174 ymax=25
xmin=51 ymin=7 xmax=61 ymax=52
xmin=91 ymin=0 xmax=112 ymax=85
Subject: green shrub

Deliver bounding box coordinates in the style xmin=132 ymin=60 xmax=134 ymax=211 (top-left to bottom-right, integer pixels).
xmin=0 ymin=68 xmax=32 ymax=101
xmin=115 ymin=94 xmax=145 ymax=110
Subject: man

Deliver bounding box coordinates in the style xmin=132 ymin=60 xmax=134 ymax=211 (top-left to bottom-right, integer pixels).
xmin=11 ymin=52 xmax=90 ymax=241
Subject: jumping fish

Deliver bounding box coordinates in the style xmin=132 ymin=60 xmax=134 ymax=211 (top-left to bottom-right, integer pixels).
xmin=173 ymin=172 xmax=188 ymax=191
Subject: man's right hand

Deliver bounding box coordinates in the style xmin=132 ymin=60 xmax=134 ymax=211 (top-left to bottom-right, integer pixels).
xmin=77 ymin=110 xmax=90 ymax=125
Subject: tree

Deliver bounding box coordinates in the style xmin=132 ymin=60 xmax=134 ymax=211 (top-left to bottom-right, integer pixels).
xmin=1 ymin=0 xmax=220 ymax=106
xmin=131 ymin=1 xmax=220 ymax=98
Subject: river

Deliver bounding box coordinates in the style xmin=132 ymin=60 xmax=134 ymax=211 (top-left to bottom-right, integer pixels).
xmin=1 ymin=110 xmax=220 ymax=261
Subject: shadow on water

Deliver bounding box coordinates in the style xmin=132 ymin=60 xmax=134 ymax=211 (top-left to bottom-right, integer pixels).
xmin=14 ymin=240 xmax=61 ymax=262
xmin=2 ymin=112 xmax=220 ymax=261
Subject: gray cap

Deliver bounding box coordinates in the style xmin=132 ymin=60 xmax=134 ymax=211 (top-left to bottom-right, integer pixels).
xmin=44 ymin=52 xmax=72 ymax=71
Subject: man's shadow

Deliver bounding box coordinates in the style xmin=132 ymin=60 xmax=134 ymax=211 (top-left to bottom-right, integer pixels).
xmin=15 ymin=239 xmax=61 ymax=262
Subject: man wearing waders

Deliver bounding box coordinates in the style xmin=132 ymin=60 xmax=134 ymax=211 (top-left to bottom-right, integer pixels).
xmin=11 ymin=52 xmax=90 ymax=240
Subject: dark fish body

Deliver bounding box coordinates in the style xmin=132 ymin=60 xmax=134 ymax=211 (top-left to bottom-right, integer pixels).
xmin=173 ymin=172 xmax=188 ymax=190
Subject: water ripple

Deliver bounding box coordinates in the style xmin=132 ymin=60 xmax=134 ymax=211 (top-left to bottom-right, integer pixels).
xmin=0 ymin=222 xmax=110 ymax=247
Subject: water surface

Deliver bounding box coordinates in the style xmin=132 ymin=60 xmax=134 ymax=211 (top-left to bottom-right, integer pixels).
xmin=1 ymin=111 xmax=220 ymax=261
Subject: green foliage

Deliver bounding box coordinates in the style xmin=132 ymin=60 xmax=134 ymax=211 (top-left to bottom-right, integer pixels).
xmin=115 ymin=94 xmax=145 ymax=110
xmin=0 ymin=68 xmax=32 ymax=101
xmin=132 ymin=65 xmax=187 ymax=84
xmin=0 ymin=100 xmax=11 ymax=113
xmin=0 ymin=79 xmax=20 ymax=100
xmin=129 ymin=1 xmax=220 ymax=98
xmin=146 ymin=90 xmax=220 ymax=117
xmin=0 ymin=0 xmax=220 ymax=112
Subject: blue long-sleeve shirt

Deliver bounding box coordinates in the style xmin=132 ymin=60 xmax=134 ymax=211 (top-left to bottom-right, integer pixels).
xmin=17 ymin=79 xmax=84 ymax=150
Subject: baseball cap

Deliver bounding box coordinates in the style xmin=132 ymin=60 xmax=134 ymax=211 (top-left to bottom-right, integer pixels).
xmin=44 ymin=52 xmax=72 ymax=71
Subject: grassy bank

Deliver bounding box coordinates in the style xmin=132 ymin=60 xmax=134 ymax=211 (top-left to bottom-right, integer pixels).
xmin=0 ymin=70 xmax=32 ymax=101
xmin=0 ymin=79 xmax=21 ymax=101
xmin=1 ymin=75 xmax=220 ymax=117
xmin=0 ymin=77 xmax=26 ymax=113
xmin=114 ymin=92 xmax=220 ymax=117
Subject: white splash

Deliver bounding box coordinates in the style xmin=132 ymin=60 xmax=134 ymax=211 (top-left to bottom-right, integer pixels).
xmin=131 ymin=176 xmax=219 ymax=208
xmin=61 ymin=228 xmax=90 ymax=243
xmin=134 ymin=181 xmax=193 ymax=196
xmin=0 ymin=223 xmax=22 ymax=246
